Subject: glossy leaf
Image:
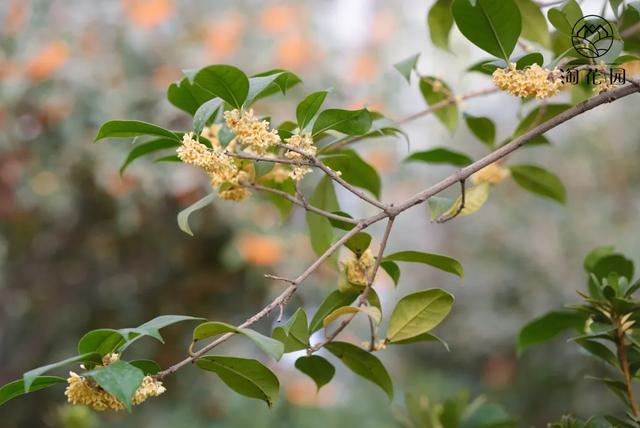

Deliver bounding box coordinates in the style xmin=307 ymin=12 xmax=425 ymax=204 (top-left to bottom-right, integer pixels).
xmin=518 ymin=311 xmax=587 ymax=354
xmin=419 ymin=77 xmax=457 ymax=133
xmin=95 ymin=120 xmax=179 ymax=142
xmin=119 ymin=138 xmax=179 ymax=175
xmin=393 ymin=53 xmax=420 ymax=83
xmin=272 ymin=308 xmax=310 ymax=352
xmin=515 ymin=0 xmax=550 ymax=47
xmin=177 ymin=193 xmax=215 ymax=236
xmin=309 ymin=290 xmax=359 ymax=333
xmin=0 ymin=376 xmax=66 ymax=407
xmin=510 ymin=164 xmax=566 ymax=204
xmin=389 ymin=332 xmax=450 ymax=351
xmin=306 ymin=176 xmax=339 ymax=256
xmin=387 ymin=289 xmax=454 ymax=342
xmin=128 ymin=360 xmax=161 ymax=375
xmin=328 ymin=211 xmax=356 ymax=231
xmin=193 ymin=65 xmax=249 ymax=108
xmin=78 ymin=329 xmax=126 ymax=357
xmin=464 ymin=114 xmax=496 ymax=148
xmin=513 ymin=104 xmax=572 ymax=137
xmin=345 ymin=232 xmax=372 ymax=257
xmin=312 ymin=108 xmax=372 ymax=136
xmin=250 ymin=69 xmax=301 ymax=101
xmin=197 ymin=356 xmax=280 ymax=407
xmin=441 ymin=182 xmax=490 ymax=218
xmin=193 ymin=322 xmax=284 ymax=361
xmin=405 ymin=147 xmax=472 ymax=167
xmin=83 ymin=361 xmax=144 ymax=411
xmin=591 ymin=254 xmax=634 ymax=283
xmin=192 ymin=98 xmax=223 ymax=134
xmin=325 ymin=341 xmax=393 ymax=399
xmin=547 ymin=0 xmax=583 ymax=35
xmin=380 ymin=260 xmax=400 ymax=286
xmin=321 ymin=150 xmax=381 ymax=198
xmin=167 ymin=76 xmax=214 ymax=115
xmin=23 ymin=353 xmax=102 ymax=393
xmin=296 ymin=91 xmax=329 ymax=130
xmin=384 ymin=250 xmax=464 ymax=279
xmin=295 ymin=356 xmax=335 ymax=391
xmin=451 ymin=0 xmax=522 ymax=62
xmin=428 ymin=0 xmax=454 ymax=51
xmin=322 ymin=306 xmax=382 ymax=328
xmin=428 ymin=196 xmax=455 ymax=221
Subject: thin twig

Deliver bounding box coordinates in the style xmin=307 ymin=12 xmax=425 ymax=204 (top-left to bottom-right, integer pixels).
xmin=616 ymin=316 xmax=640 ymax=417
xmin=278 ymin=142 xmax=389 ymax=211
xmin=436 ymin=180 xmax=466 ymax=223
xmin=247 ymin=182 xmax=359 ymax=224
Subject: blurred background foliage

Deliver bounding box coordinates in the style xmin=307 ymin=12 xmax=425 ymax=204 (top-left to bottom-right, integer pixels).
xmin=1 ymin=0 xmax=639 ymax=426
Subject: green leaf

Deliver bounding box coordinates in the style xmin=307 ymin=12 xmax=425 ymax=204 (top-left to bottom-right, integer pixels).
xmin=591 ymin=254 xmax=635 ymax=283
xmin=380 ymin=260 xmax=400 ymax=286
xmin=95 ymin=120 xmax=179 ymax=142
xmin=441 ymin=182 xmax=490 ymax=219
xmin=83 ymin=361 xmax=144 ymax=412
xmin=584 ymin=246 xmax=615 ymax=272
xmin=428 ymin=0 xmax=454 ymax=51
xmin=312 ymin=109 xmax=373 ymax=136
xmin=388 ymin=332 xmax=450 ymax=351
xmin=405 ymin=147 xmax=472 ymax=167
xmin=177 ymin=193 xmax=215 ymax=236
xmin=427 ymin=196 xmax=455 ymax=221
xmin=393 ymin=53 xmax=420 ymax=83
xmin=321 ymin=150 xmax=381 ymax=198
xmin=383 ymin=250 xmax=464 ymax=279
xmin=167 ymin=76 xmax=214 ymax=115
xmin=515 ymin=0 xmax=550 ymax=47
xmin=295 ymin=356 xmax=335 ymax=391
xmin=464 ymin=114 xmax=496 ymax=148
xmin=119 ymin=138 xmax=179 ymax=175
xmin=513 ymin=104 xmax=572 ymax=137
xmin=250 ymin=69 xmax=301 ymax=101
xmin=23 ymin=353 xmax=102 ymax=392
xmin=387 ymin=289 xmax=454 ymax=343
xmin=193 ymin=322 xmax=284 ymax=361
xmin=451 ymin=0 xmax=522 ymax=62
xmin=322 ymin=306 xmax=382 ymax=328
xmin=510 ymin=164 xmax=566 ymax=203
xmin=197 ymin=356 xmax=280 ymax=407
xmin=306 ymin=176 xmax=339 ymax=256
xmin=192 ymin=98 xmax=223 ymax=135
xmin=272 ymin=308 xmax=310 ymax=352
xmin=243 ymin=72 xmax=296 ymax=107
xmin=345 ymin=232 xmax=372 ymax=257
xmin=0 ymin=376 xmax=66 ymax=406
xmin=517 ymin=311 xmax=587 ymax=354
xmin=325 ymin=341 xmax=393 ymax=399
xmin=309 ymin=290 xmax=359 ymax=333
xmin=296 ymin=91 xmax=329 ymax=130
xmin=193 ymin=65 xmax=249 ymax=109
xmin=574 ymin=338 xmax=618 ymax=367
xmin=419 ymin=77 xmax=458 ymax=133
xmin=547 ymin=0 xmax=583 ymax=35
xmin=329 ymin=211 xmax=356 ymax=231
xmin=128 ymin=360 xmax=161 ymax=375
xmin=78 ymin=329 xmax=126 ymax=357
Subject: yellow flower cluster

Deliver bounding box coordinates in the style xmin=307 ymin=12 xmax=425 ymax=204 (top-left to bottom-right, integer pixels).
xmin=492 ymin=63 xmax=563 ymax=99
xmin=284 ymin=132 xmax=316 ymax=181
xmin=176 ymin=127 xmax=251 ymax=201
xmin=471 ymin=163 xmax=510 ymax=185
xmin=64 ymin=354 xmax=166 ymax=411
xmin=224 ymin=108 xmax=281 ymax=156
xmin=345 ymin=249 xmax=376 ymax=286
xmin=593 ymin=78 xmax=618 ymax=94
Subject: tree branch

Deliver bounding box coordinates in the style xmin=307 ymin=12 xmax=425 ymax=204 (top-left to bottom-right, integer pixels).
xmin=158 ymin=82 xmax=639 ymax=379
